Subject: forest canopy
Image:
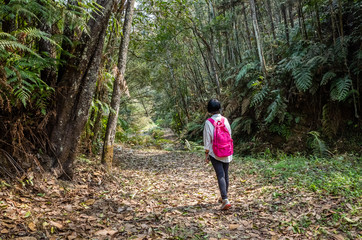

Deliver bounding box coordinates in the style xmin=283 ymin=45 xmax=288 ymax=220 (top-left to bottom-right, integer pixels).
xmin=0 ymin=0 xmax=361 ymax=177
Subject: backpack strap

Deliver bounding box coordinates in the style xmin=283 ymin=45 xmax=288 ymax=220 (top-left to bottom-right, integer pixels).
xmin=208 ymin=118 xmax=216 ymax=126
xmin=208 ymin=117 xmax=225 ymax=126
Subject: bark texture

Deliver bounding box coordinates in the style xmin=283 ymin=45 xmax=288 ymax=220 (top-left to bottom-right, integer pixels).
xmin=102 ymin=0 xmax=136 ymax=169
xmin=49 ymin=0 xmax=115 ymax=179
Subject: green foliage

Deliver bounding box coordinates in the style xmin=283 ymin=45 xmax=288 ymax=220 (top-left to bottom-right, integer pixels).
xmin=330 ymin=76 xmax=353 ymax=101
xmin=308 ymin=131 xmax=329 ymax=157
xmin=250 ymin=85 xmax=269 ymax=107
xmin=321 ymin=72 xmax=336 ymax=86
xmin=265 ymin=93 xmax=287 ymax=123
xmin=235 ymin=154 xmax=361 ymax=198
xmin=293 ymin=66 xmax=313 ymax=92
xmin=235 ymin=62 xmax=257 ymax=86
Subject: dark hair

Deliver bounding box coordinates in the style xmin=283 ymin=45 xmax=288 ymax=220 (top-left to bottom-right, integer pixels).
xmin=207 ymin=99 xmax=221 ymax=114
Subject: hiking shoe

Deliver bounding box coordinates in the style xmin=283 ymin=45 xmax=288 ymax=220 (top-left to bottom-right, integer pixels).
xmin=221 ymin=199 xmax=231 ymax=210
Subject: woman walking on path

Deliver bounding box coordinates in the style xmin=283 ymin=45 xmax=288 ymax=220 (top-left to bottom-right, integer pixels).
xmin=203 ymin=99 xmax=233 ymax=210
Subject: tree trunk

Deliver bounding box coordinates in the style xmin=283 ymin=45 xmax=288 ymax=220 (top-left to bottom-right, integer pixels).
xmin=249 ymin=0 xmax=267 ymax=78
xmin=49 ymin=0 xmax=115 ymax=179
xmin=298 ymin=0 xmax=308 ymax=40
xmin=315 ymin=1 xmax=322 ymax=42
xmin=337 ymin=0 xmax=344 ymax=38
xmin=102 ymin=0 xmax=135 ymax=170
xmin=281 ymin=3 xmax=290 ymax=46
xmin=242 ymin=2 xmax=253 ymax=50
xmin=266 ymin=0 xmax=276 ymax=41
xmin=288 ymin=0 xmax=294 ymax=28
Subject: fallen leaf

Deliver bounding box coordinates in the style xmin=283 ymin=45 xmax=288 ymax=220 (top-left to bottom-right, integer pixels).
xmin=332 ymin=234 xmax=345 ymax=240
xmin=229 ymin=224 xmax=239 ymax=230
xmin=85 ymin=199 xmax=95 ymax=205
xmin=28 ymin=222 xmax=36 ymax=231
xmin=49 ymin=220 xmax=63 ymax=229
xmin=67 ymin=232 xmax=77 ymax=240
xmin=64 ymin=204 xmax=73 ymax=212
xmin=15 ymin=238 xmax=37 ymax=240
xmin=94 ymin=228 xmax=118 ymax=236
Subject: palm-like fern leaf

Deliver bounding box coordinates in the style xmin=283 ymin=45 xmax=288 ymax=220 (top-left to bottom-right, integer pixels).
xmin=235 ymin=62 xmax=257 ymax=86
xmin=330 ymin=77 xmax=352 ymax=101
xmin=308 ymin=131 xmax=329 ymax=157
xmin=265 ymin=93 xmax=287 ymax=123
xmin=321 ymin=72 xmax=336 ymax=86
xmin=250 ymin=85 xmax=269 ymax=107
xmin=293 ymin=66 xmax=313 ymax=91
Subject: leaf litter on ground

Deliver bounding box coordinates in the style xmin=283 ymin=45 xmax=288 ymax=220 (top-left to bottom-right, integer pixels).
xmin=0 ymin=145 xmax=360 ymax=239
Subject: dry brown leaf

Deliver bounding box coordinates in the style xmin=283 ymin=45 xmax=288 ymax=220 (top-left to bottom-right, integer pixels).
xmin=94 ymin=228 xmax=118 ymax=236
xmin=49 ymin=220 xmax=63 ymax=229
xmin=332 ymin=234 xmax=345 ymax=240
xmin=229 ymin=224 xmax=239 ymax=230
xmin=28 ymin=222 xmax=36 ymax=231
xmin=15 ymin=238 xmax=37 ymax=240
xmin=67 ymin=232 xmax=77 ymax=240
xmin=85 ymin=199 xmax=96 ymax=205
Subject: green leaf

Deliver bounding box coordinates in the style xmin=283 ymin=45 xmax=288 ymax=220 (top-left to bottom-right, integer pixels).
xmin=321 ymin=72 xmax=336 ymax=86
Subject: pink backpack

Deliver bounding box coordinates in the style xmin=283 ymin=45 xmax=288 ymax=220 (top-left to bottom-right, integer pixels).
xmin=208 ymin=117 xmax=233 ymax=157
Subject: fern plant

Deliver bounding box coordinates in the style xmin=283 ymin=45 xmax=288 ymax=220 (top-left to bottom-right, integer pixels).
xmin=265 ymin=93 xmax=287 ymax=123
xmin=308 ymin=131 xmax=330 ymax=157
xmin=330 ymin=76 xmax=353 ymax=101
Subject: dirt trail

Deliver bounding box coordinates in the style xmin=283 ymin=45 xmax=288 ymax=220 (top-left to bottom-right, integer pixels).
xmin=0 ymin=146 xmax=352 ymax=239
xmin=114 ymin=148 xmax=247 ymax=239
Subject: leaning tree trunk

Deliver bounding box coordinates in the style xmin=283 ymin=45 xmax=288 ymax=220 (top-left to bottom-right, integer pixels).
xmin=102 ymin=0 xmax=135 ymax=170
xmin=49 ymin=0 xmax=115 ymax=179
xmin=249 ymin=0 xmax=267 ymax=78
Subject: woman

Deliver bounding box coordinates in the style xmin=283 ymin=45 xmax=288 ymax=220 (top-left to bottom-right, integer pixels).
xmin=203 ymin=99 xmax=233 ymax=210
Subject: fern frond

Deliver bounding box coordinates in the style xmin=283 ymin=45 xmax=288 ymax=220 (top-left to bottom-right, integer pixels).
xmin=224 ymin=100 xmax=239 ymax=117
xmin=14 ymin=87 xmax=31 ymax=107
xmin=265 ymin=93 xmax=287 ymax=123
xmin=235 ymin=62 xmax=257 ymax=86
xmin=321 ymin=72 xmax=336 ymax=86
xmin=250 ymin=85 xmax=269 ymax=107
xmin=241 ymin=97 xmax=250 ymax=115
xmin=293 ymin=66 xmax=313 ymax=91
xmin=15 ymin=28 xmax=60 ymax=48
xmin=307 ymin=55 xmax=327 ymax=68
xmin=0 ymin=32 xmax=16 ymax=40
xmin=308 ymin=131 xmax=329 ymax=157
xmin=330 ymin=76 xmax=352 ymax=101
xmin=322 ymin=104 xmax=338 ymax=138
xmin=285 ymin=55 xmax=302 ymax=71
xmin=11 ymin=3 xmax=39 ymax=20
xmin=0 ymin=40 xmax=40 ymax=58
xmin=241 ymin=118 xmax=253 ymax=135
xmin=231 ymin=117 xmax=242 ymax=131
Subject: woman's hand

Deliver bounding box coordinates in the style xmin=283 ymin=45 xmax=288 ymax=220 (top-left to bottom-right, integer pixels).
xmin=205 ymin=155 xmax=210 ymax=164
xmin=204 ymin=150 xmax=210 ymax=164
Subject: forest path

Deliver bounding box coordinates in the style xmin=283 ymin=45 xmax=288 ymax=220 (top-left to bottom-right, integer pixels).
xmin=112 ymin=147 xmax=274 ymax=239
xmin=0 ymin=146 xmax=350 ymax=239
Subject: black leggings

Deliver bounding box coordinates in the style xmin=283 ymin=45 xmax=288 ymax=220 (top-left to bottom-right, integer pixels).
xmin=210 ymin=156 xmax=229 ymax=200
